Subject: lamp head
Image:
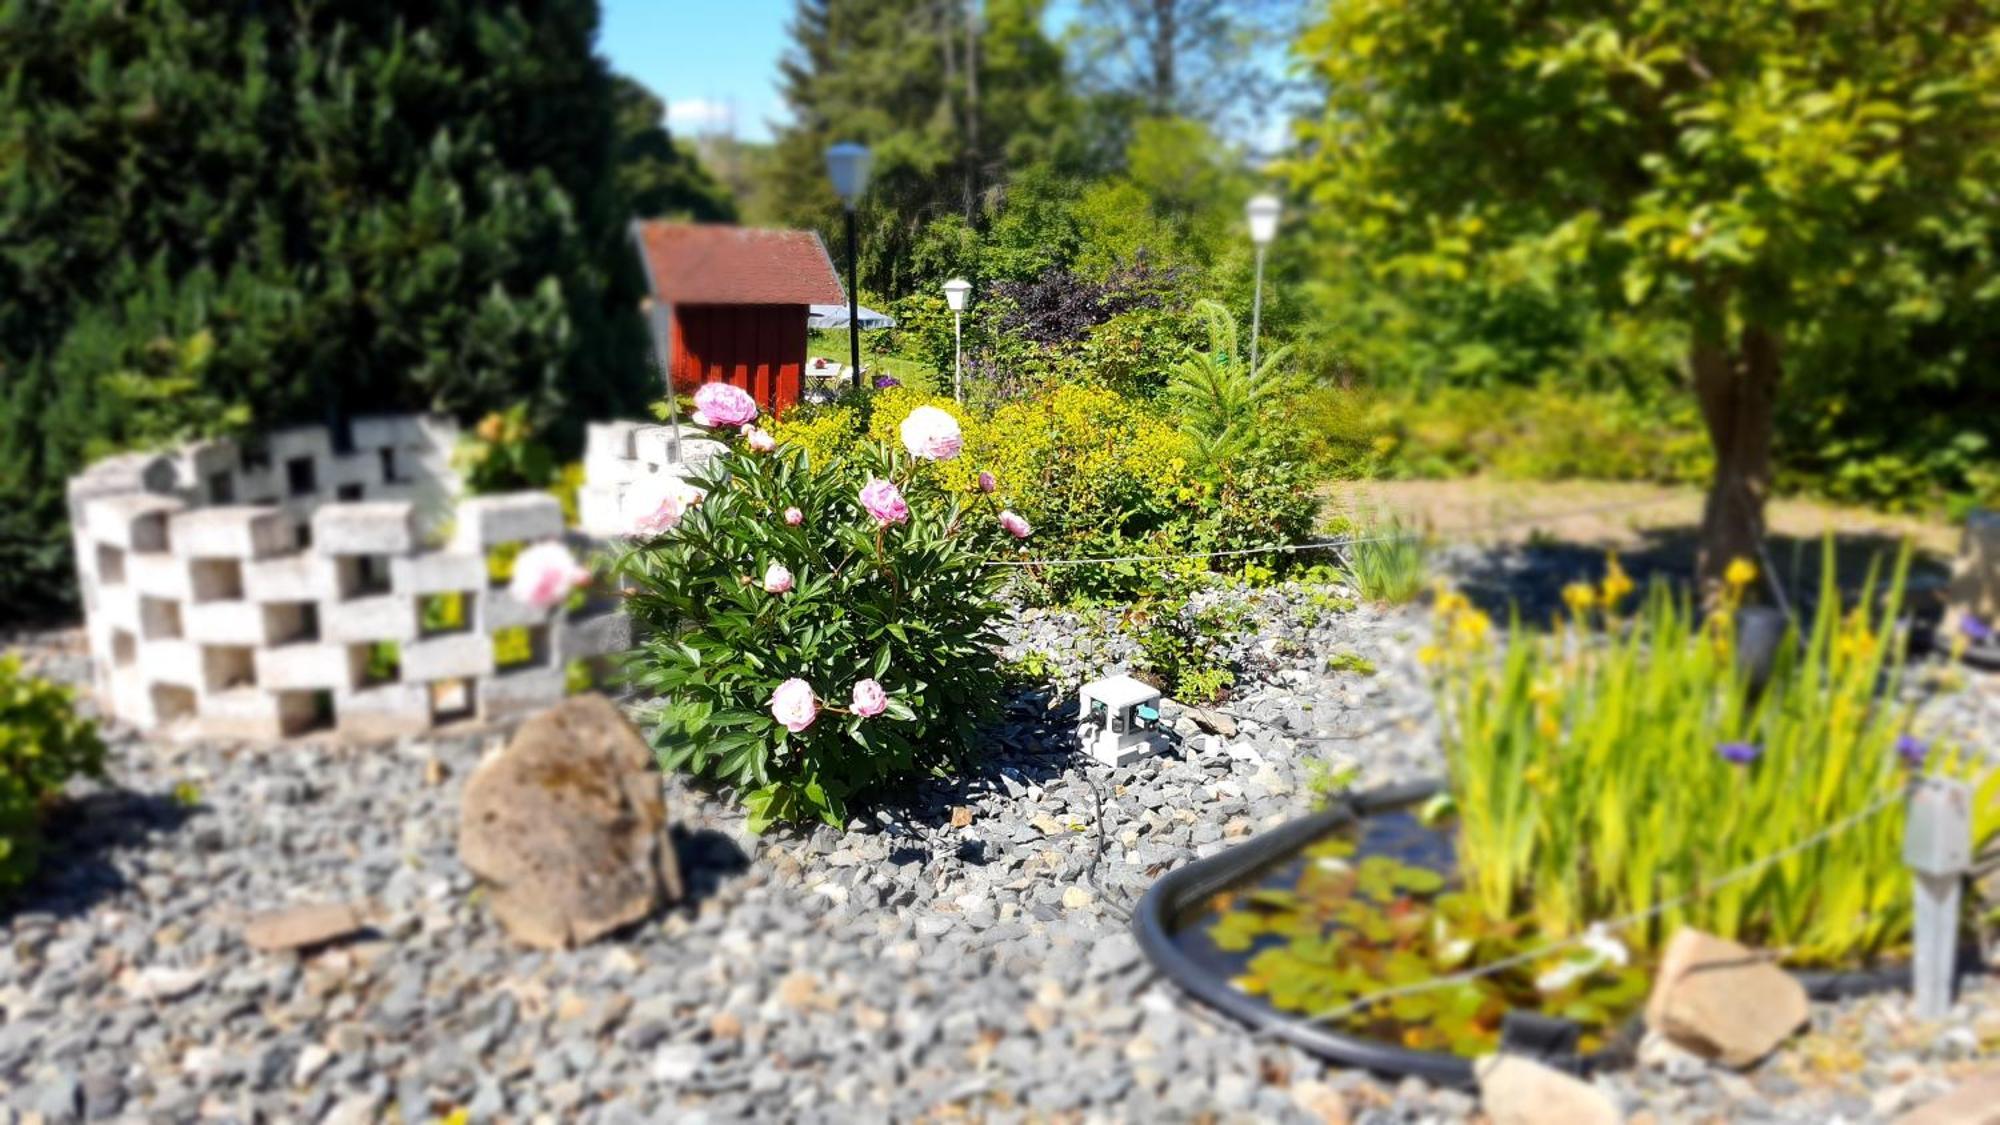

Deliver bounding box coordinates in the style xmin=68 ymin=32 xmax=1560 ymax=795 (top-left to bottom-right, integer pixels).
xmin=1247 ymin=193 xmax=1282 ymax=246
xmin=942 ymin=277 xmax=972 ymax=312
xmin=825 ymin=142 xmax=873 ymax=209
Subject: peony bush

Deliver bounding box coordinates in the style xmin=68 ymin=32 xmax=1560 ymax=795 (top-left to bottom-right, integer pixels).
xmin=617 ymin=385 xmax=1014 ymax=831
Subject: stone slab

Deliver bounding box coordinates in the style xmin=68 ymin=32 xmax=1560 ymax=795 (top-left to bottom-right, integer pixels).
xmin=312 ymin=501 xmax=417 ymax=555
xmin=390 ymin=552 xmax=487 ymax=596
xmin=400 ymin=633 xmax=495 ymax=682
xmin=168 ymin=506 xmax=292 ymax=560
xmin=451 ymin=494 xmax=564 ymax=551
xmin=320 ymin=595 xmax=418 ymax=644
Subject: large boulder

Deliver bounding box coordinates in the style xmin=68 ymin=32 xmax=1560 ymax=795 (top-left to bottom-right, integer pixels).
xmin=1645 ymin=927 xmax=1808 ymax=1068
xmin=458 ymin=694 xmax=682 ymax=949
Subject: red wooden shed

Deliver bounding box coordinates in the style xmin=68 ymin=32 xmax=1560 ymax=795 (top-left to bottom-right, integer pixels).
xmin=631 ymin=221 xmax=846 ymax=416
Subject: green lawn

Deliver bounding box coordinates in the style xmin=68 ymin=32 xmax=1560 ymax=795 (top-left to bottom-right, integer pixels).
xmin=806 ymin=329 xmax=942 ymax=396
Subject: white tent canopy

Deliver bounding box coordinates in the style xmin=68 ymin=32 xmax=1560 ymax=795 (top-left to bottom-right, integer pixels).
xmin=807 ymin=304 xmax=896 ymax=330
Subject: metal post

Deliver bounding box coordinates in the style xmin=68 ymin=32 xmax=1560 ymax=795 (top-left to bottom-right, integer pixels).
xmin=845 ymin=208 xmax=862 ymax=392
xmin=1904 ymin=777 xmax=1972 ymax=1020
xmin=952 ymin=309 xmax=963 ymax=403
xmin=1249 ymin=243 xmax=1267 ymax=377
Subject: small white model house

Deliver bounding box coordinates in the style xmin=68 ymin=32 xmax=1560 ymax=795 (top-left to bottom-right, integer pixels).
xmin=1078 ymin=674 xmax=1169 ymax=767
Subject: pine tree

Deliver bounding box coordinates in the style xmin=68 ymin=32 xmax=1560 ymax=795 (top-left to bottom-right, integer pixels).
xmin=0 ymin=0 xmax=653 ymax=619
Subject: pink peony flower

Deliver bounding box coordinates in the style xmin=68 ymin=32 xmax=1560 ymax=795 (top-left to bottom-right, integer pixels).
xmin=978 ymin=470 xmax=997 ymax=494
xmin=762 ymin=561 xmax=794 ymax=594
xmin=850 ymin=678 xmax=888 ymax=718
xmin=999 ymin=510 xmax=1032 ymax=539
xmin=859 ymin=477 xmax=909 ymax=525
xmin=693 ymin=382 xmax=759 ymax=428
xmin=689 ymin=409 xmax=712 ymax=427
xmin=508 ymin=541 xmax=591 ymax=611
xmin=898 ymin=405 xmax=963 ymax=461
xmin=783 ymin=506 xmax=804 ymax=526
xmin=746 ymin=427 xmax=777 ymax=453
xmin=629 ymin=473 xmax=707 ymax=536
xmin=769 ymin=678 xmax=817 ymax=733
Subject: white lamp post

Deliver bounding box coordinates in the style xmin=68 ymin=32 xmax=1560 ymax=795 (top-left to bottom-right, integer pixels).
xmin=1246 ymin=193 xmax=1282 ymax=378
xmin=825 ymin=142 xmax=874 ymax=391
xmin=942 ymin=277 xmax=972 ymax=402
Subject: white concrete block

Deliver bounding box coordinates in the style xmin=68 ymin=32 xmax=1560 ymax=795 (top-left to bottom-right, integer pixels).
xmin=128 ymin=552 xmax=195 ymax=601
xmin=83 ymin=493 xmax=185 ymax=552
xmin=139 ymin=640 xmax=202 ymax=688
xmin=327 ymin=449 xmax=386 ymax=492
xmin=335 ymin=683 xmax=431 ymax=739
xmin=389 ymin=552 xmax=486 ymax=596
xmin=184 ymin=600 xmax=276 ymax=646
xmin=560 ymin=611 xmax=632 ymax=660
xmin=451 ymin=493 xmax=564 ymax=550
xmin=254 ymin=643 xmax=358 ymax=692
xmin=413 ymin=416 xmax=460 ymax=454
xmin=198 ymin=688 xmax=289 ymax=740
xmin=320 ymin=595 xmax=417 ymax=644
xmin=90 ymin=582 xmax=142 ymax=635
xmin=479 ymin=667 xmax=566 ymax=721
xmin=108 ymin=668 xmax=161 ymax=729
xmin=587 ymin=420 xmax=642 ymax=462
xmin=313 ymin=501 xmax=416 ymax=555
xmin=243 ymin=554 xmax=330 ymax=603
xmin=168 ymin=506 xmax=292 ymax=560
xmin=576 ymin=485 xmax=627 ymax=539
xmin=584 ymin=450 xmax=648 ymax=486
xmin=479 ymin=589 xmax=550 ymax=631
xmin=350 ymin=415 xmax=426 ymax=449
xmin=400 ymin=634 xmax=494 ymax=682
xmin=267 ymin=425 xmax=333 ymax=464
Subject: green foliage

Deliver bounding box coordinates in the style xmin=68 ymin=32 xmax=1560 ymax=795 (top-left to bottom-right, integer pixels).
xmin=1 ymin=655 xmax=108 ymax=893
xmin=1339 ymin=518 xmax=1428 ymax=606
xmin=0 ymin=0 xmax=653 ymax=616
xmin=1128 ymin=597 xmax=1247 ymax=704
xmin=456 ymin=406 xmax=559 ymax=495
xmin=1429 ymin=545 xmax=2000 ymax=964
xmin=611 ymin=76 xmax=736 ymax=222
xmin=1211 ymin=832 xmax=1649 ymax=1056
xmin=1324 ymin=652 xmax=1376 ymax=677
xmin=617 ymin=439 xmax=1009 ymax=832
xmin=1166 ymin=300 xmax=1300 ymax=467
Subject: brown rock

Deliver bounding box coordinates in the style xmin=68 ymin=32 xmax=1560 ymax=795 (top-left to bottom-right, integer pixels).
xmin=1476 ymin=1054 xmax=1623 ymax=1125
xmin=1288 ymin=1080 xmax=1353 ymax=1125
xmin=950 ymin=806 xmax=974 ymax=828
xmin=1646 ymin=927 xmax=1807 ymax=1068
xmin=457 ymin=694 xmax=683 ymax=949
xmin=243 ymin=903 xmax=365 ymax=953
xmin=1896 ymin=1070 xmax=2000 ymax=1125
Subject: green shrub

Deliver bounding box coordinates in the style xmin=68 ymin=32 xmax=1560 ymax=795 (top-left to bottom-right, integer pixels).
xmin=1340 ymin=515 xmax=1429 ymax=605
xmin=1128 ymin=597 xmax=1248 ymax=704
xmin=1 ymin=654 xmax=108 ymax=892
xmin=617 ymin=419 xmax=1010 ymax=832
xmin=456 ymin=404 xmax=559 ymax=494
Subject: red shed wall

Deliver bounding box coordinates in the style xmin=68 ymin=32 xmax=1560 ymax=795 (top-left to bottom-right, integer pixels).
xmin=668 ymin=304 xmax=805 ymax=416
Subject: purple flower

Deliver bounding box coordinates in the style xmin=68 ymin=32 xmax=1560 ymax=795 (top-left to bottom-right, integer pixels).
xmin=1962 ymin=615 xmax=1994 ymax=643
xmin=1895 ymin=733 xmax=1930 ymax=769
xmin=1717 ymin=741 xmax=1761 ymax=766
xmin=873 ymin=374 xmax=901 ymax=389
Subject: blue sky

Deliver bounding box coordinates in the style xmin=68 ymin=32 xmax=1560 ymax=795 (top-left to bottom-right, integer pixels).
xmin=600 ymin=0 xmax=805 ymax=142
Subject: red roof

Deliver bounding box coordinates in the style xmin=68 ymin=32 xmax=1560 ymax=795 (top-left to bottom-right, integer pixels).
xmin=633 ymin=222 xmax=846 ymax=306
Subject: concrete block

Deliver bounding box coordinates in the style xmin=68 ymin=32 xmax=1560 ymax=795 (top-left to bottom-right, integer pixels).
xmin=479 ymin=666 xmax=566 ymax=721
xmin=584 ymin=449 xmax=649 ymax=485
xmin=560 ymin=610 xmax=633 ymax=660
xmin=255 ymin=643 xmax=358 ymax=692
xmin=128 ymin=552 xmax=195 ymax=601
xmin=89 ymin=582 xmax=142 ymax=635
xmin=400 ymin=634 xmax=495 ymax=682
xmin=478 ymin=589 xmax=550 ymax=631
xmin=576 ymin=485 xmax=627 ymax=539
xmin=313 ymin=501 xmax=416 ymax=555
xmin=326 ymin=449 xmax=386 ymax=493
xmin=450 ymin=494 xmax=564 ymax=551
xmin=389 ymin=552 xmax=486 ymax=596
xmin=631 ymin=425 xmax=681 ymax=468
xmin=413 ymin=416 xmax=460 ymax=453
xmin=138 ymin=595 xmax=184 ymax=640
xmin=184 ymin=600 xmax=277 ymax=646
xmin=586 ymin=420 xmax=642 ymax=462
xmin=168 ymin=506 xmax=291 ymax=560
xmin=335 ymin=683 xmax=431 ymax=740
xmin=350 ymin=415 xmax=426 ymax=449
xmin=320 ymin=595 xmax=418 ymax=644
xmin=243 ymin=554 xmax=331 ymax=603
xmin=187 ymin=557 xmax=247 ymax=603
xmin=83 ymin=493 xmax=185 ymax=553
xmin=198 ymin=688 xmax=290 ymax=740
xmin=108 ymin=668 xmax=162 ymax=729
xmin=139 ymin=640 xmax=203 ymax=688
xmin=68 ymin=452 xmax=177 ymax=510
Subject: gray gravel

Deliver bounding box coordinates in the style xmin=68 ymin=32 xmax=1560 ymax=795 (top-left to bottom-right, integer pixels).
xmin=3 ymin=574 xmax=1998 ymax=1123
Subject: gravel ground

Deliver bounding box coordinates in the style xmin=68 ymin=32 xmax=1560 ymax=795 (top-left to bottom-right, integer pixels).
xmin=3 ymin=565 xmax=1998 ymax=1123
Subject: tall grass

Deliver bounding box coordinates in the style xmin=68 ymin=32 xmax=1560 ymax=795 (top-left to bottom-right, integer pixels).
xmin=1429 ymin=542 xmax=2000 ymax=965
xmin=1339 ymin=516 xmax=1428 ymax=605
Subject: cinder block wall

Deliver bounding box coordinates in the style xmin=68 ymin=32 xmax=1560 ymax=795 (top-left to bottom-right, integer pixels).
xmin=68 ymin=416 xmax=633 ymax=740
xmin=574 ymin=421 xmax=727 ymax=539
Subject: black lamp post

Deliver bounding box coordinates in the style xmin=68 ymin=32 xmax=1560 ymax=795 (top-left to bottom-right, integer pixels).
xmin=825 ymin=141 xmax=873 ymax=391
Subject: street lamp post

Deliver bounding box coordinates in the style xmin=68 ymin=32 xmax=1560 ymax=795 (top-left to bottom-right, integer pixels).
xmin=1246 ymin=194 xmax=1281 ymax=377
xmin=942 ymin=277 xmax=971 ymax=402
xmin=825 ymin=142 xmax=873 ymax=391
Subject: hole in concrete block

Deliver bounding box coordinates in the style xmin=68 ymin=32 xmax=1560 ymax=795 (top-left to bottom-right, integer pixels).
xmin=111 ymin=629 xmax=137 ymax=667
xmin=151 ymin=683 xmax=197 ymax=723
xmin=430 ymin=678 xmax=475 ymax=724
xmin=379 ymin=447 xmax=404 ymax=484
xmin=354 ymin=641 xmax=400 ymax=687
xmin=140 ymin=596 xmax=183 ymax=640
xmin=265 ymin=602 xmax=319 ymax=644
xmin=189 ymin=558 xmax=244 ymax=603
xmin=492 ymin=624 xmax=550 ymax=671
xmin=201 ymin=645 xmax=257 ymax=692
xmin=285 ymin=456 xmax=317 ymax=497
xmin=336 ymin=555 xmax=393 ymax=599
xmin=239 ymin=439 xmax=271 ymax=475
xmin=96 ymin=543 xmax=126 ymax=586
xmin=294 ymin=521 xmax=313 ymax=550
xmin=208 ymin=471 xmax=235 ymax=504
xmin=129 ymin=512 xmax=170 ymax=554
xmin=485 ymin=543 xmax=522 ymax=588
xmin=336 ymin=483 xmax=365 ymax=502
xmin=418 ymin=592 xmax=473 ymax=638
xmin=276 ymin=690 xmax=334 ymax=737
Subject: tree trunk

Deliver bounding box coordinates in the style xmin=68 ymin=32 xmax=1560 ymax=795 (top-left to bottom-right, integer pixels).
xmin=1150 ymin=0 xmax=1177 ymax=115
xmin=1689 ymin=286 xmax=1780 ymax=601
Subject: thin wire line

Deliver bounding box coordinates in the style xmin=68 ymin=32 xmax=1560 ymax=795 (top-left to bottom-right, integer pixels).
xmin=1256 ymin=788 xmax=1904 ymax=1039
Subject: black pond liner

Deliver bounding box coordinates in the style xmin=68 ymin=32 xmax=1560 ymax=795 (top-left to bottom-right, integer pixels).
xmin=1131 ymin=777 xmax=1943 ymax=1087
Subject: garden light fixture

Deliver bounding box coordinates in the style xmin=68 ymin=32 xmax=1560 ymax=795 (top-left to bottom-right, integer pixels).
xmin=825 ymin=142 xmax=873 ymax=390
xmin=1078 ymin=674 xmax=1169 ymax=767
xmin=942 ymin=277 xmax=971 ymax=402
xmin=1246 ymin=193 xmax=1282 ymax=377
